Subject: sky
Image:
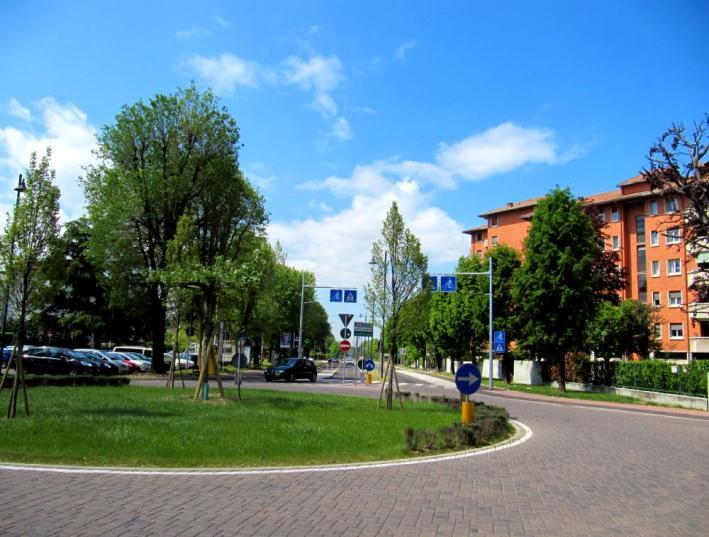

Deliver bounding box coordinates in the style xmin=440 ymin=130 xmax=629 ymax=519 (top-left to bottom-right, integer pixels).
xmin=0 ymin=0 xmax=707 ymax=337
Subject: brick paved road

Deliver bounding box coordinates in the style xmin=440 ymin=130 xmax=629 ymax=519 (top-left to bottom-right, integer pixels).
xmin=1 ymin=372 xmax=707 ymax=536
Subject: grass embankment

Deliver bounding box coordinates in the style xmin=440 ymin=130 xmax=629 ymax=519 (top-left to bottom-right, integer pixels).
xmin=409 ymin=368 xmax=653 ymax=405
xmin=0 ymin=386 xmax=499 ymax=468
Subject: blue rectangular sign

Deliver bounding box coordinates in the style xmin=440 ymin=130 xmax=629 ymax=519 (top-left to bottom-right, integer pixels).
xmin=330 ymin=289 xmax=343 ymax=302
xmin=493 ymin=330 xmax=506 ymax=353
xmin=440 ymin=275 xmax=457 ymax=292
xmin=344 ymin=289 xmax=357 ymax=303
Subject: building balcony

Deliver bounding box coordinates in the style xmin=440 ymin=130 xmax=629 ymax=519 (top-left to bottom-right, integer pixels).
xmin=688 ymin=301 xmax=709 ymax=321
xmin=689 ymin=337 xmax=709 ymax=354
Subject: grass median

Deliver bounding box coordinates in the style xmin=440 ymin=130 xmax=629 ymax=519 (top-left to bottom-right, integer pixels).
xmin=0 ymin=385 xmax=493 ymax=468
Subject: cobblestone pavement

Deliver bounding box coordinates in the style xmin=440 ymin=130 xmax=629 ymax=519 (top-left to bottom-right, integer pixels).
xmin=1 ymin=373 xmax=708 ymax=536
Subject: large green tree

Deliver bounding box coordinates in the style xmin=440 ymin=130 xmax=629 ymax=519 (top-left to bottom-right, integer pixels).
xmin=0 ymin=149 xmax=60 ymax=417
xmin=428 ymin=255 xmax=486 ymax=372
xmin=512 ymin=188 xmax=597 ymax=391
xmin=365 ymin=201 xmax=428 ymax=410
xmin=84 ymin=85 xmax=241 ymax=372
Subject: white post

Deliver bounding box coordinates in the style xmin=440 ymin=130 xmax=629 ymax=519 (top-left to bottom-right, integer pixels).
xmin=488 ymin=256 xmax=494 ymax=390
xmin=298 ymin=272 xmax=305 ymax=359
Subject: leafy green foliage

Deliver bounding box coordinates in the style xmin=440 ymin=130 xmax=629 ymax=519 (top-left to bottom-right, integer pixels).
xmin=585 ymin=300 xmax=660 ymax=360
xmin=614 ymin=360 xmax=709 ymax=396
xmin=512 ymin=188 xmax=598 ymax=389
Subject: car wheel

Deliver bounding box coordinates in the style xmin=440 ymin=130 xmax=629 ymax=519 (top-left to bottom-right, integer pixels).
xmin=287 ymin=372 xmax=295 ymax=382
xmin=265 ymin=375 xmax=272 ymax=382
xmin=310 ymin=372 xmax=317 ymax=382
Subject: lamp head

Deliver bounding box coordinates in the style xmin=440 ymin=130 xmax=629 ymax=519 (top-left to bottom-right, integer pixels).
xmin=15 ymin=174 xmax=26 ymax=193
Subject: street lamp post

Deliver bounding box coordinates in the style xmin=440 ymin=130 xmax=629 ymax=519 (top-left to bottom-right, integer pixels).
xmin=0 ymin=174 xmax=26 ymax=355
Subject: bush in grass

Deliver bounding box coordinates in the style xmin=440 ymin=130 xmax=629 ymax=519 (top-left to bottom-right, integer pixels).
xmin=404 ymin=402 xmax=510 ymax=453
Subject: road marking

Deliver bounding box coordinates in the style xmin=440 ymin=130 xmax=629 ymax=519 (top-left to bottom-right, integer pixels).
xmin=0 ymin=421 xmax=532 ymax=476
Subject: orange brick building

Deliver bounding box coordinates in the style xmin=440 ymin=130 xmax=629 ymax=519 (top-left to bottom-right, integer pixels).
xmin=464 ymin=175 xmax=708 ymax=361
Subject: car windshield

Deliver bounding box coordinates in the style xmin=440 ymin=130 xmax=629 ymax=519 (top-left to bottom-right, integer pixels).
xmin=276 ymin=358 xmax=298 ymax=367
xmin=108 ymin=352 xmax=128 ymax=360
xmin=67 ymin=349 xmax=90 ymax=359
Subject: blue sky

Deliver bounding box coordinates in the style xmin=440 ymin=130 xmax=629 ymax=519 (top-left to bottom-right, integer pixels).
xmin=1 ymin=1 xmax=707 ymax=333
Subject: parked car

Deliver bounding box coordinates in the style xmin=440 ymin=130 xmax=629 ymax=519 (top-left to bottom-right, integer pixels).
xmin=75 ymin=348 xmax=129 ymax=374
xmin=2 ymin=345 xmax=35 ymax=366
xmin=107 ymin=352 xmax=141 ymax=373
xmin=121 ymin=352 xmax=152 ymax=372
xmin=112 ymin=346 xmax=153 ymax=358
xmin=164 ymin=352 xmax=196 ymax=369
xmin=21 ymin=347 xmax=102 ymax=375
xmin=264 ymin=357 xmax=317 ymax=382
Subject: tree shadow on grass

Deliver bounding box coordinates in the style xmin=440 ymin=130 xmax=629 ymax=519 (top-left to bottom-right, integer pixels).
xmin=84 ymin=407 xmax=179 ymax=418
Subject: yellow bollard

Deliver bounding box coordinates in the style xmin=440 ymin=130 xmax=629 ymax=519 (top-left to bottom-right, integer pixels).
xmin=461 ymin=401 xmax=475 ymax=424
xmin=366 ymin=372 xmax=373 ymax=384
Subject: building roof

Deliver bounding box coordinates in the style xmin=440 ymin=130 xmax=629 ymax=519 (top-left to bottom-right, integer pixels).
xmin=462 ymin=224 xmax=488 ymax=235
xmin=478 ymin=197 xmax=542 ymax=217
xmin=618 ymin=173 xmax=646 ymax=187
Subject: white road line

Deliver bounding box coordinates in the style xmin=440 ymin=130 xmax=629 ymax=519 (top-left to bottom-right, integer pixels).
xmin=0 ymin=421 xmax=532 ymax=476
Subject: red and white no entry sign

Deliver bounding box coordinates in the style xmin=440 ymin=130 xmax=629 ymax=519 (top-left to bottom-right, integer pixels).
xmin=340 ymin=340 xmax=351 ymax=352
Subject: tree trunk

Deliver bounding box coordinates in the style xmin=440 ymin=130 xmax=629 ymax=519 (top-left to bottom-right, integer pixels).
xmin=193 ymin=289 xmax=225 ymax=400
xmin=558 ymin=354 xmax=566 ymax=392
xmin=148 ymin=284 xmax=167 ymax=373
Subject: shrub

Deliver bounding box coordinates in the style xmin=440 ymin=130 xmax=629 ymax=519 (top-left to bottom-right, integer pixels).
xmin=614 ymin=360 xmax=709 ymax=396
xmin=403 ymin=402 xmax=510 ymax=452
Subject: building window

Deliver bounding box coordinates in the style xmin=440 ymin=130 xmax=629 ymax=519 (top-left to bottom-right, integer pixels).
xmin=491 ymin=236 xmax=498 ymax=246
xmin=611 ymin=207 xmax=620 ymax=222
xmin=476 ymin=251 xmax=483 ymax=257
xmin=652 ymin=292 xmax=661 ymax=307
xmin=665 ymin=197 xmax=678 ymax=213
xmin=669 ymin=323 xmax=683 ymax=339
xmin=654 ymin=323 xmax=662 ymax=339
xmin=475 ymin=231 xmax=483 ymax=242
xmin=650 ymin=230 xmax=659 ymax=246
xmin=649 ymin=200 xmax=659 ymax=215
xmin=667 ymin=258 xmax=681 ymax=275
xmin=666 ymin=227 xmax=681 ymax=244
xmin=611 ymin=235 xmax=620 ymax=250
xmin=598 ymin=210 xmax=606 ymax=223
xmin=651 ymin=260 xmax=660 ymax=277
xmin=637 ymin=246 xmax=647 ymax=303
xmin=636 ymin=215 xmax=645 ymax=245
xmin=668 ymin=291 xmax=682 ymax=307
xmin=490 ymin=215 xmax=498 ymax=227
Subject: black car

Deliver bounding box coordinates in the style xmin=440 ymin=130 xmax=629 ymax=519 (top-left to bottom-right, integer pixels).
xmin=21 ymin=347 xmax=103 ymax=375
xmin=265 ymin=357 xmax=317 ymax=382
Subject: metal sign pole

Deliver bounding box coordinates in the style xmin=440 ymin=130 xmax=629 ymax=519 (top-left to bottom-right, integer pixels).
xmin=488 ymin=256 xmax=494 ymax=390
xmin=297 ymin=272 xmax=305 ymax=359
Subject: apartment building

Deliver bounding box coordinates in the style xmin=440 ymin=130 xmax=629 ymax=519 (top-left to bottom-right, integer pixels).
xmin=464 ymin=174 xmax=708 ymax=361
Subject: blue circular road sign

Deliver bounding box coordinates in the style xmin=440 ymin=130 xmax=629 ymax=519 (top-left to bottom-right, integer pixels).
xmin=455 ymin=363 xmax=482 ymax=395
xmin=364 ymin=358 xmax=375 ymax=371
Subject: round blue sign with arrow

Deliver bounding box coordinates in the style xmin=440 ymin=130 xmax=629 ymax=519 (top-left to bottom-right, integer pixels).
xmin=364 ymin=358 xmax=375 ymax=371
xmin=455 ymin=363 xmax=482 ymax=395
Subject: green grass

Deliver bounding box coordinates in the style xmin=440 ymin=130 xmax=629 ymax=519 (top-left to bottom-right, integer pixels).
xmin=0 ymin=386 xmax=487 ymax=468
xmin=409 ymin=368 xmax=654 ymax=406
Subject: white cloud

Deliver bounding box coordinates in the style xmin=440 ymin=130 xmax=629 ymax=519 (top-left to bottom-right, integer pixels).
xmin=282 ymin=55 xmax=343 ymax=93
xmin=395 ymin=40 xmax=417 ymax=60
xmin=331 ymin=117 xmax=352 ymax=141
xmin=180 ymin=53 xmax=271 ymax=94
xmin=270 ymin=173 xmax=467 ymax=291
xmin=437 ymin=122 xmax=560 ymax=181
xmin=0 ymin=98 xmax=97 ymax=221
xmin=7 ymin=98 xmax=32 ymax=122
xmin=313 ymin=93 xmax=338 ymax=118
xmin=214 ymin=16 xmax=231 ymax=28
xmin=175 ymin=26 xmax=211 ymax=40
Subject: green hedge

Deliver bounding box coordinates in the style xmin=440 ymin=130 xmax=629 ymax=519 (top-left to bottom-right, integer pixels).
xmin=4 ymin=375 xmax=131 ymax=388
xmin=614 ymin=361 xmax=709 ymax=396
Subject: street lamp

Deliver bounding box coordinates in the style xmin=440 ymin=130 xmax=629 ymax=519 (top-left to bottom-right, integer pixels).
xmin=0 ymin=174 xmax=26 ymax=354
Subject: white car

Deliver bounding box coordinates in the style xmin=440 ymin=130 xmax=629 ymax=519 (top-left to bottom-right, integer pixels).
xmin=164 ymin=352 xmax=196 ymax=369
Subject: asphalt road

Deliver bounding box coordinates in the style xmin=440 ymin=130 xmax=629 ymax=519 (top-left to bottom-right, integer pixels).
xmin=1 ymin=366 xmax=707 ymax=536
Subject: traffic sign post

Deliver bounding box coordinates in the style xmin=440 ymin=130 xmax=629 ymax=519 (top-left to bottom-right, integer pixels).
xmin=494 ymin=330 xmax=506 ymax=354
xmin=340 ymin=328 xmax=352 ymax=339
xmin=455 ymin=363 xmax=481 ymax=425
xmin=340 ymin=340 xmax=351 ymax=352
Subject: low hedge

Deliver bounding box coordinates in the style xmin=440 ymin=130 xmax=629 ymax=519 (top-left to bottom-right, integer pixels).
xmin=404 ymin=402 xmax=511 ymax=453
xmin=614 ymin=360 xmax=709 ymax=396
xmin=2 ymin=374 xmax=131 ymax=387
